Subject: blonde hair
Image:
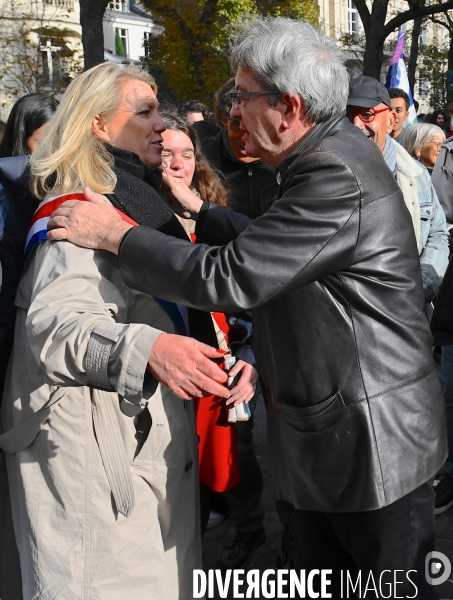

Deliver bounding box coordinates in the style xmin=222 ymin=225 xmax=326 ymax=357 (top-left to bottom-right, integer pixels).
xmin=30 ymin=62 xmax=157 ymax=199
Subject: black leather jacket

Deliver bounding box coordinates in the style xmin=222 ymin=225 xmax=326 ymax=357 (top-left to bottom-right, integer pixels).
xmin=119 ymin=114 xmax=447 ymax=512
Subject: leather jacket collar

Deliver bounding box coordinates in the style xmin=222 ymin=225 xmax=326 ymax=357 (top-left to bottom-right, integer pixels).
xmin=277 ymin=112 xmax=353 ymax=178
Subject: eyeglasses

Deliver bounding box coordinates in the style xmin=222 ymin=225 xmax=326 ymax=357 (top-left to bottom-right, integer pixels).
xmin=425 ymin=142 xmax=443 ymax=150
xmin=346 ymin=106 xmax=391 ymax=123
xmin=229 ymin=90 xmax=279 ymax=109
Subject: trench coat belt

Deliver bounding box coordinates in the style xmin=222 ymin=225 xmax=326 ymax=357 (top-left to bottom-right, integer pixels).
xmin=91 ymin=387 xmax=135 ymax=517
xmin=0 ymin=387 xmax=136 ymax=518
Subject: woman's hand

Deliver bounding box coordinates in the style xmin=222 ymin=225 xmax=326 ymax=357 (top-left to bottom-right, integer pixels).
xmin=161 ymin=170 xmax=203 ymax=219
xmin=226 ymin=360 xmax=259 ymax=407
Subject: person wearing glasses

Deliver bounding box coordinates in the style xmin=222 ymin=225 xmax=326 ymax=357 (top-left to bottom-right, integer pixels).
xmin=403 ymin=123 xmax=446 ymax=174
xmin=47 ymin=18 xmax=446 ymax=597
xmin=201 ymin=78 xmax=277 ymax=219
xmin=347 ymin=76 xmax=449 ymax=308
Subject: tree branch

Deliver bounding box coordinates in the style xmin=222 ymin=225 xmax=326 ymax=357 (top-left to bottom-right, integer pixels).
xmin=200 ymin=0 xmax=220 ymax=27
xmin=430 ymin=16 xmax=451 ymax=31
xmin=353 ymin=0 xmax=371 ymax=31
xmin=383 ymin=1 xmax=453 ymax=37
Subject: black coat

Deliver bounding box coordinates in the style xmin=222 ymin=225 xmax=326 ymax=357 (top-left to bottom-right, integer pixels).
xmin=201 ymin=129 xmax=277 ymax=218
xmin=118 ymin=114 xmax=447 ymax=512
xmin=0 ymin=157 xmax=36 ymax=397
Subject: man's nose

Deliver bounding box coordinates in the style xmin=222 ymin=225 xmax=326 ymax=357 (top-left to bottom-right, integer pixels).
xmin=230 ymin=104 xmax=241 ymax=120
xmin=352 ymin=115 xmax=366 ymax=130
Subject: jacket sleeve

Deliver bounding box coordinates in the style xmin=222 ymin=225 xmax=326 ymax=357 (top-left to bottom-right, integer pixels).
xmin=419 ymin=177 xmax=450 ymax=302
xmin=119 ymin=152 xmax=361 ymax=312
xmin=227 ymin=313 xmax=255 ymax=368
xmin=195 ymin=202 xmax=252 ymax=246
xmin=432 ymin=145 xmax=453 ymax=224
xmin=25 ymin=240 xmax=160 ymax=404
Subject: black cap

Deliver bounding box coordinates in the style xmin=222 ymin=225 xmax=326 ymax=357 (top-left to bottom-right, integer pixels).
xmin=347 ymin=76 xmax=392 ymax=109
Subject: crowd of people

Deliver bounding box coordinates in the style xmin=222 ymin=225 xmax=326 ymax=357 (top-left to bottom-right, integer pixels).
xmin=0 ymin=14 xmax=452 ymax=600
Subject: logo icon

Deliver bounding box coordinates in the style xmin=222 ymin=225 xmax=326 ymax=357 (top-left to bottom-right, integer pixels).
xmin=425 ymin=551 xmax=451 ymax=586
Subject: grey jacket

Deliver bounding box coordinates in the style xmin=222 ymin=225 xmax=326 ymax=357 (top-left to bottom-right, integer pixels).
xmin=116 ymin=115 xmax=447 ymax=513
xmin=432 ymin=136 xmax=453 ymax=224
xmin=389 ymin=140 xmax=449 ymax=302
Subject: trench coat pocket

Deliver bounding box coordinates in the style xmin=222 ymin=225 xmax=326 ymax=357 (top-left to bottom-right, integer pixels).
xmin=0 ymin=387 xmax=70 ymax=454
xmin=133 ymin=421 xmax=166 ymax=465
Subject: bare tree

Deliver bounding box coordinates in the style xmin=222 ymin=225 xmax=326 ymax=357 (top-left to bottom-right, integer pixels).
xmin=407 ymin=17 xmax=422 ymax=92
xmin=430 ymin=13 xmax=453 ymax=106
xmin=354 ymin=0 xmax=453 ymax=78
xmin=79 ymin=0 xmax=110 ymax=70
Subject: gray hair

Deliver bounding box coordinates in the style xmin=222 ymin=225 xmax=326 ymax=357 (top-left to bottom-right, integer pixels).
xmin=230 ymin=17 xmax=349 ymax=123
xmin=402 ymin=123 xmax=446 ymax=158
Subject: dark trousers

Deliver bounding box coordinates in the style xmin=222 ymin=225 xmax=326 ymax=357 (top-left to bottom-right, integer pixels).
xmin=224 ymin=411 xmax=264 ymax=534
xmin=293 ymin=482 xmax=437 ymax=599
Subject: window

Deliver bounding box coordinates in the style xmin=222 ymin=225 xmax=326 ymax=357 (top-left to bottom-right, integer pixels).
xmin=418 ymin=78 xmax=428 ymax=99
xmin=40 ymin=38 xmax=67 ymax=85
xmin=143 ymin=31 xmax=151 ymax=57
xmin=419 ymin=25 xmax=428 ymax=46
xmin=115 ymin=28 xmax=128 ymax=57
xmin=347 ymin=0 xmax=360 ymax=36
xmin=109 ymin=0 xmax=128 ymax=11
xmin=45 ymin=0 xmax=74 ymax=7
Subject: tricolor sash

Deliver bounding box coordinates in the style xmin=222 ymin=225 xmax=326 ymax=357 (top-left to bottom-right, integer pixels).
xmin=24 ymin=192 xmax=189 ymax=335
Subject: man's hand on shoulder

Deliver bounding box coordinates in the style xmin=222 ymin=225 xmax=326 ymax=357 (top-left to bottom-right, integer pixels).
xmin=47 ymin=187 xmax=133 ymax=254
xmin=148 ymin=333 xmax=229 ymax=400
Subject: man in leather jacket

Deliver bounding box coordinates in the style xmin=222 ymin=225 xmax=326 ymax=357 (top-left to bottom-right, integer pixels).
xmin=201 ymin=78 xmax=277 ymax=219
xmin=48 ymin=18 xmax=446 ymax=598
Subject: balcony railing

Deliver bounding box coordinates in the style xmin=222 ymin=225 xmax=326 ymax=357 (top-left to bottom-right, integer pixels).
xmin=108 ymin=1 xmax=128 ymax=11
xmin=44 ymin=0 xmax=74 ymax=9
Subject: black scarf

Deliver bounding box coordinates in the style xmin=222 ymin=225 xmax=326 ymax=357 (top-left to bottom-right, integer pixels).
xmin=105 ymin=145 xmax=188 ymax=241
xmin=105 ymin=145 xmax=218 ymax=347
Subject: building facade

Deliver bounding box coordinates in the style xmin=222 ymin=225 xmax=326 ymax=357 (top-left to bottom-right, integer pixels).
xmin=0 ymin=0 xmax=160 ymax=120
xmin=0 ymin=0 xmax=83 ymax=120
xmin=103 ymin=0 xmax=161 ymax=63
xmin=0 ymin=0 xmax=448 ymax=120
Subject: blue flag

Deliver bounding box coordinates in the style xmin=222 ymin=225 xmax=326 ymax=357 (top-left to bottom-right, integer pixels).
xmin=385 ymin=31 xmax=418 ymax=125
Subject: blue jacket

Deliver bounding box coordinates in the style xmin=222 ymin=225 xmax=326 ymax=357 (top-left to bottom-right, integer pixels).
xmin=385 ymin=139 xmax=449 ymax=302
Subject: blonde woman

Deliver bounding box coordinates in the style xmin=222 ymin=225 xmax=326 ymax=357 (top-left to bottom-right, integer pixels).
xmin=0 ymin=62 xmax=228 ymax=600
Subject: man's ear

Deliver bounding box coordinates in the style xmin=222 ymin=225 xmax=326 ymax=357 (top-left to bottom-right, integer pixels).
xmin=92 ymin=115 xmax=110 ymax=143
xmin=386 ymin=109 xmax=396 ymax=135
xmin=280 ymin=93 xmax=303 ymax=130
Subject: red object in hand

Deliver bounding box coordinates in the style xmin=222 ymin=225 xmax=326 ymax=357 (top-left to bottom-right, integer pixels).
xmin=194 ymin=312 xmax=239 ymax=492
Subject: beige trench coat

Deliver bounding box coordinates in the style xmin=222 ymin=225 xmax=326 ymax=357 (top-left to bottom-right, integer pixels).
xmin=1 ymin=226 xmax=201 ymax=600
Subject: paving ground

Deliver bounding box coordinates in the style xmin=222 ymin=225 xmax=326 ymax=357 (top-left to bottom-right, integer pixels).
xmin=201 ymin=399 xmax=453 ymax=599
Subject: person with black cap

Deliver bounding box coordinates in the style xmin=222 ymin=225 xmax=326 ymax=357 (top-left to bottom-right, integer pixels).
xmin=347 ymin=76 xmax=449 ymax=307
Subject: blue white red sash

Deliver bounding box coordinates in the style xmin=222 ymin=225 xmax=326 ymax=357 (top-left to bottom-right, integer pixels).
xmin=24 ymin=193 xmax=86 ymax=265
xmin=24 ymin=192 xmax=189 ymax=335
